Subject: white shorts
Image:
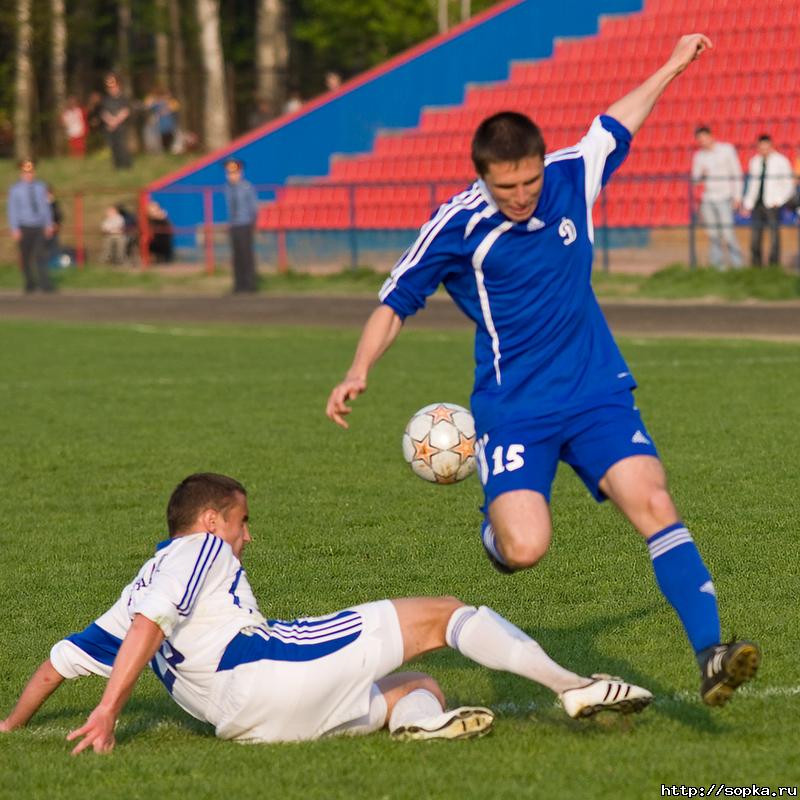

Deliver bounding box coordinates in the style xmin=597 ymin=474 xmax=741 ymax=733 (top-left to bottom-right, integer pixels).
xmin=207 ymin=599 xmax=404 ymax=743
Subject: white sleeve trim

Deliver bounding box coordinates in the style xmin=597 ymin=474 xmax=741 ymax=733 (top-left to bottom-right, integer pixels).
xmin=50 ymin=639 xmax=113 ymax=680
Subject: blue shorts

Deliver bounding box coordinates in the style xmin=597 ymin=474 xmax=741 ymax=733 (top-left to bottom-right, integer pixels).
xmin=475 ymin=392 xmax=659 ymax=507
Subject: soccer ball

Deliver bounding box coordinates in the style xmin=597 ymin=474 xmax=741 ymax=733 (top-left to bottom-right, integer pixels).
xmin=402 ymin=402 xmax=476 ymax=484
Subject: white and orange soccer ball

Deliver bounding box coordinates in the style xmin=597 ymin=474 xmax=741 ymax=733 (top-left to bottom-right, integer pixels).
xmin=402 ymin=402 xmax=476 ymax=484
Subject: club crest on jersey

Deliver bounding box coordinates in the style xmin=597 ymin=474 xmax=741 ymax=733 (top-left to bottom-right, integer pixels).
xmin=558 ymin=217 xmax=577 ymax=245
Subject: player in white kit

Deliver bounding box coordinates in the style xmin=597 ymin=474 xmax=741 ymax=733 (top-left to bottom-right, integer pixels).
xmin=1 ymin=473 xmax=652 ymax=752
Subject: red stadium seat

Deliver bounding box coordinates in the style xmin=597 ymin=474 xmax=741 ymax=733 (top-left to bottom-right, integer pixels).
xmin=265 ymin=1 xmax=795 ymax=230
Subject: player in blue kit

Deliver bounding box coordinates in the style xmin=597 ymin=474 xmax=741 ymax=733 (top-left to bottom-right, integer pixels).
xmin=326 ymin=34 xmax=760 ymax=706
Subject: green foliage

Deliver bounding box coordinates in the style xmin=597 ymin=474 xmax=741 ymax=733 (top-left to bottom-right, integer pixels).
xmin=291 ymin=0 xmax=437 ymax=92
xmin=0 ymin=322 xmax=799 ymax=796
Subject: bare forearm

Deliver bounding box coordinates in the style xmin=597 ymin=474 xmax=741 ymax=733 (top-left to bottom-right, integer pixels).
xmin=346 ymin=304 xmax=403 ymax=381
xmin=1 ymin=659 xmax=64 ymax=731
xmin=606 ymin=34 xmax=711 ymax=135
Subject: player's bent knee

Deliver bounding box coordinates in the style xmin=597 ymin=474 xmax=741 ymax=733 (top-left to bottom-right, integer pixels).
xmin=502 ymin=535 xmax=549 ymax=569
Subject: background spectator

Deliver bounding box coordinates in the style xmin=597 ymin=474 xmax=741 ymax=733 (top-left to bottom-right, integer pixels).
xmin=283 ymin=90 xmax=303 ymax=115
xmin=223 ymin=158 xmax=259 ymax=293
xmin=741 ymin=134 xmax=795 ymax=267
xmin=100 ymin=73 xmax=133 ymax=169
xmin=61 ymin=96 xmax=87 ymax=157
xmin=6 ymin=159 xmax=55 ymax=293
xmin=248 ymin=98 xmax=273 ymax=129
xmin=324 ymin=71 xmax=342 ymax=92
xmin=46 ymin=185 xmax=63 ymax=267
xmin=146 ymin=200 xmax=174 ymax=263
xmin=101 ymin=206 xmax=127 ymax=264
xmin=691 ymin=125 xmax=744 ymax=270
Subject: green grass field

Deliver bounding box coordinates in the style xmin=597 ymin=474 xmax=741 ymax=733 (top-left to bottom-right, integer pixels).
xmin=1 ymin=320 xmax=799 ymax=799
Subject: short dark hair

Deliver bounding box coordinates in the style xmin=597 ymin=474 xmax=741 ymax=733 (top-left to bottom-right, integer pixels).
xmin=694 ymin=125 xmax=711 ymax=136
xmin=758 ymin=133 xmax=772 ymax=143
xmin=471 ymin=112 xmax=546 ymax=176
xmin=166 ymin=473 xmax=247 ymax=535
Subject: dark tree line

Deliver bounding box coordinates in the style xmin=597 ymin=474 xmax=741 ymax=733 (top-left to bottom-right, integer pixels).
xmin=4 ymin=0 xmax=498 ymax=158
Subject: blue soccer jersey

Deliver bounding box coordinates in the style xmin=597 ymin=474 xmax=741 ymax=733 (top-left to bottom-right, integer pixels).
xmin=380 ymin=115 xmax=636 ymax=434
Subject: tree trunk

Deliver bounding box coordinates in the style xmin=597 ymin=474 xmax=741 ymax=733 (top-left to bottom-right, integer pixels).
xmin=461 ymin=0 xmax=471 ymax=23
xmin=117 ymin=0 xmax=132 ymax=91
xmin=255 ymin=0 xmax=288 ymax=113
xmin=14 ymin=0 xmax=33 ymax=160
xmin=154 ymin=0 xmax=169 ymax=90
xmin=437 ymin=0 xmax=448 ymax=33
xmin=51 ymin=0 xmax=67 ymax=154
xmin=196 ymin=0 xmax=230 ymax=149
xmin=168 ymin=0 xmax=190 ymax=130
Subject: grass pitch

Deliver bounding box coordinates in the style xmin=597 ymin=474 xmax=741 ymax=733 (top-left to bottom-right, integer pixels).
xmin=0 ymin=320 xmax=798 ymax=799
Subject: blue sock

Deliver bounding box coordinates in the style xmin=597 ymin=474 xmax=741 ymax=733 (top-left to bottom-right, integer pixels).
xmin=648 ymin=522 xmax=721 ymax=655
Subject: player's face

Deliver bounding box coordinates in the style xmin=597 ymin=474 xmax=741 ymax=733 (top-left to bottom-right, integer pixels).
xmin=215 ymin=493 xmax=251 ymax=558
xmin=483 ymin=157 xmax=545 ymax=222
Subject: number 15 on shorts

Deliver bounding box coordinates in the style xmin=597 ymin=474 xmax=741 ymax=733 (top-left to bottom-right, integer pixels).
xmin=477 ymin=435 xmax=525 ymax=484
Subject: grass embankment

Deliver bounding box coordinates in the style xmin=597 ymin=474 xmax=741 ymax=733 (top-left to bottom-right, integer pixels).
xmin=1 ymin=260 xmax=799 ymax=301
xmin=0 ymin=152 xmax=194 ymax=263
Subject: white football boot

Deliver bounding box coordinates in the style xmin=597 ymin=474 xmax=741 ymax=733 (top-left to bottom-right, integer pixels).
xmin=559 ymin=674 xmax=653 ymax=719
xmin=391 ymin=706 xmax=495 ymax=741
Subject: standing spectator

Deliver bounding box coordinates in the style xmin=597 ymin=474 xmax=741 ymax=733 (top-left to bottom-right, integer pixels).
xmin=158 ymin=91 xmax=180 ymax=153
xmin=325 ymin=71 xmax=342 ymax=92
xmin=741 ymin=134 xmax=794 ymax=267
xmin=85 ymin=91 xmax=105 ymax=153
xmin=283 ymin=90 xmax=303 ymax=115
xmin=6 ymin=159 xmax=55 ymax=293
xmin=691 ymin=126 xmax=744 ymax=270
xmin=46 ymin=185 xmax=63 ymax=267
xmin=223 ymin=158 xmax=259 ymax=293
xmin=100 ymin=73 xmax=133 ymax=169
xmin=142 ymin=89 xmax=163 ymax=154
xmin=61 ymin=96 xmax=88 ymax=157
xmin=248 ymin=98 xmax=272 ymax=130
xmin=100 ymin=206 xmax=127 ymax=264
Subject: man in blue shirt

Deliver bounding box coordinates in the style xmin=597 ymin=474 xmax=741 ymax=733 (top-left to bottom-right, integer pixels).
xmin=6 ymin=159 xmax=55 ymax=293
xmin=224 ymin=158 xmax=259 ymax=293
xmin=326 ymin=34 xmax=760 ymax=707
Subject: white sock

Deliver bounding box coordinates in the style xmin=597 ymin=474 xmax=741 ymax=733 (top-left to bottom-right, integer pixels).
xmin=446 ymin=605 xmax=584 ymax=694
xmin=388 ymin=688 xmax=443 ymax=733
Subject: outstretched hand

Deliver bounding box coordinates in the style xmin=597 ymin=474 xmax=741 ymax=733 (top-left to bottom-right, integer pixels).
xmin=667 ymin=34 xmax=713 ymax=74
xmin=66 ymin=706 xmax=117 ymax=756
xmin=326 ymin=375 xmax=367 ymax=429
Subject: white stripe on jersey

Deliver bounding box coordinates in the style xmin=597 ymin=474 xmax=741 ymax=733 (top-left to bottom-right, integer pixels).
xmin=464 ymin=204 xmax=498 ymax=238
xmin=577 ymin=117 xmax=618 ymax=243
xmin=379 ymin=188 xmax=484 ymax=302
xmin=471 ymin=219 xmax=514 ymax=385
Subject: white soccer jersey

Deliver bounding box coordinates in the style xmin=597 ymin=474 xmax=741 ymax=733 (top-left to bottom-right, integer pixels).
xmin=132 ymin=533 xmax=266 ymax=721
xmin=50 ymin=565 xmax=150 ymax=680
xmin=49 ymin=532 xmax=404 ymax=742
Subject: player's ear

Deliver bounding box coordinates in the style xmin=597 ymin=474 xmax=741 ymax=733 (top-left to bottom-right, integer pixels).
xmin=197 ymin=507 xmax=218 ymax=533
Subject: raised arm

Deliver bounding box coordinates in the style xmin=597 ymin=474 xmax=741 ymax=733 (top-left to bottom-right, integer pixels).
xmin=67 ymin=614 xmax=164 ymax=755
xmin=0 ymin=660 xmax=65 ymax=732
xmin=606 ymin=34 xmax=712 ymax=136
xmin=326 ymin=304 xmax=403 ymax=428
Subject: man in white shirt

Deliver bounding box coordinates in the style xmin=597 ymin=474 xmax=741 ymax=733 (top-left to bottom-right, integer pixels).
xmin=691 ymin=126 xmax=744 ymax=270
xmin=1 ymin=473 xmax=652 ymax=752
xmin=741 ymin=134 xmax=795 ymax=267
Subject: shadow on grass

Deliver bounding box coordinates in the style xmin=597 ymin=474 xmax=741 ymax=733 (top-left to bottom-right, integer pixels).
xmin=420 ymin=603 xmax=725 ymax=735
xmin=31 ymin=694 xmax=214 ymax=743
